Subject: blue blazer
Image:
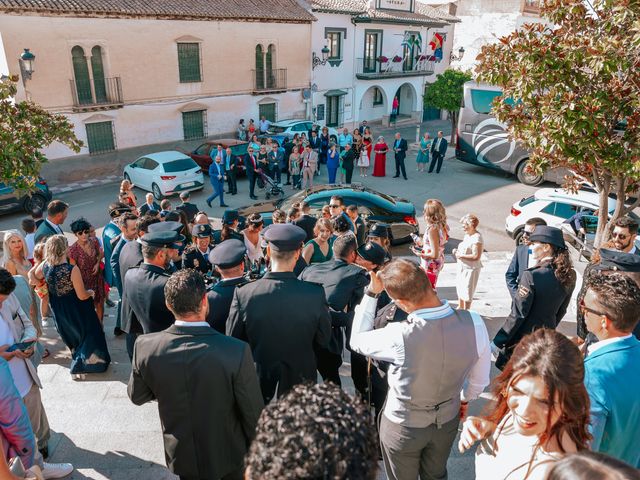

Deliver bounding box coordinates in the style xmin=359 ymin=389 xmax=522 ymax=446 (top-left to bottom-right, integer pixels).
xmin=102 ymin=221 xmax=121 ymax=286
xmin=505 ymin=245 xmax=530 ymax=298
xmin=584 ymin=336 xmax=640 ymax=467
xmin=208 ymin=162 xmax=224 ymax=182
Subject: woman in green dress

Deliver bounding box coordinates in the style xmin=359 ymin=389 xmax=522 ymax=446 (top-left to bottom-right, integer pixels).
xmin=416 ymin=132 xmax=432 ymax=172
xmin=302 ymin=218 xmax=334 ymax=264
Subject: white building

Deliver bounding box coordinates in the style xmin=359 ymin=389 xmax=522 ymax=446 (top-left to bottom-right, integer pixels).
xmin=308 ymin=0 xmax=460 ymax=129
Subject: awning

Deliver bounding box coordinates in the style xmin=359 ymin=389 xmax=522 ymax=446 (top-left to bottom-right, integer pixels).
xmin=324 ymin=89 xmax=348 ymax=97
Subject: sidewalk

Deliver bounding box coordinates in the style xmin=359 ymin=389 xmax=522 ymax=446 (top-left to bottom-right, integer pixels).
xmin=44 ymin=119 xmax=452 ymax=194
xmin=37 ymin=251 xmax=576 ymax=480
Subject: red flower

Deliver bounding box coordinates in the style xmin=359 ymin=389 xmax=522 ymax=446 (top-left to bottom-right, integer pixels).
xmin=377 ymin=55 xmax=389 ymax=63
xmin=392 ymin=55 xmax=403 ymax=62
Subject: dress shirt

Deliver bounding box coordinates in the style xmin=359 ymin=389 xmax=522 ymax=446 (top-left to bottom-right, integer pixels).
xmin=587 ymin=334 xmax=632 ymax=355
xmin=435 ymin=138 xmax=442 ymax=151
xmin=46 ymin=219 xmax=62 ymax=234
xmin=0 ymin=312 xmax=33 ymax=398
xmin=174 ymin=320 xmax=211 ymax=328
xmin=350 ymin=295 xmax=491 ymax=408
xmin=526 ymin=247 xmax=536 ymax=269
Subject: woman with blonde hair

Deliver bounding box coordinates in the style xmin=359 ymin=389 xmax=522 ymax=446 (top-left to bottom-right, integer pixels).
xmin=411 ymin=199 xmax=449 ymax=287
xmin=119 ymin=179 xmax=137 ymax=209
xmin=453 ymin=214 xmax=484 ymax=309
xmin=2 ymin=230 xmax=32 ymax=279
xmin=33 ymin=235 xmax=110 ymax=375
xmin=302 ymin=218 xmax=334 ymax=265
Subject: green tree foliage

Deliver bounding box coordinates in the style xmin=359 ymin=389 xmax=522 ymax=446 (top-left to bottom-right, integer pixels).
xmin=476 ymin=0 xmax=640 ymax=246
xmin=0 ymin=76 xmax=82 ymax=191
xmin=424 ymin=69 xmax=473 ymax=145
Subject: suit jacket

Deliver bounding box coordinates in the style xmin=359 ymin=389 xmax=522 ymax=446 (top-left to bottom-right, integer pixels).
xmin=302 ymin=150 xmax=318 ymax=170
xmin=175 ymin=202 xmax=199 ymax=223
xmin=293 ymin=214 xmax=317 ymax=243
xmin=431 ymin=137 xmax=448 ymax=156
xmin=299 ymin=259 xmax=369 ymax=355
xmin=121 ymin=263 xmax=173 ymax=334
xmin=341 ymin=149 xmax=356 ymax=170
xmin=394 ymin=138 xmax=408 ymax=159
xmin=227 ymin=271 xmax=331 ymax=403
xmin=118 ymin=239 xmax=144 ymax=289
xmin=110 ymin=237 xmax=128 ymax=292
xmin=308 ymin=136 xmax=321 ymax=151
xmin=102 ymin=221 xmax=121 ymax=286
xmin=505 ymin=245 xmax=530 ymax=298
xmin=139 ymin=202 xmax=160 ymax=216
xmin=584 ymin=336 xmax=640 ymax=467
xmin=206 ymin=276 xmax=249 ymax=334
xmin=128 ymin=325 xmax=264 ymax=479
xmin=208 ymin=161 xmax=225 ymax=183
xmin=354 ymin=217 xmax=366 ymax=246
xmin=33 ymin=219 xmax=61 ymax=245
xmin=243 ymin=153 xmax=258 ymax=177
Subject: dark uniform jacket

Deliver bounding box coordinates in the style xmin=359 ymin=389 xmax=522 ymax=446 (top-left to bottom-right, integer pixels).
xmin=181 ymin=246 xmax=212 ymax=276
xmin=227 ymin=271 xmax=331 ymax=403
xmin=128 ymin=325 xmax=264 ymax=480
xmin=505 ymin=244 xmax=530 ymax=298
xmin=118 ymin=240 xmax=144 ymax=290
xmin=121 ymin=263 xmax=173 ymax=334
xmin=293 ymin=214 xmax=317 ymax=243
xmin=494 ymin=261 xmax=575 ymax=369
xmin=354 ymin=217 xmax=366 ymax=246
xmin=212 ymin=229 xmax=243 ymax=246
xmin=175 ymin=202 xmax=199 ymax=223
xmin=206 ymin=276 xmax=249 ymax=334
xmin=299 ymin=259 xmax=369 ymax=355
xmin=102 ymin=221 xmax=121 ymax=286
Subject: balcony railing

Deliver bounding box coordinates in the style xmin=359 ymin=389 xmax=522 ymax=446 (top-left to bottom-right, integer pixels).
xmin=355 ymin=57 xmax=434 ymax=80
xmin=252 ymin=68 xmax=287 ymax=93
xmin=70 ymin=76 xmax=123 ymax=110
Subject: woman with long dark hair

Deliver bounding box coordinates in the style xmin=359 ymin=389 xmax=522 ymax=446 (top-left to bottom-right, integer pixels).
xmin=492 ymin=226 xmax=576 ymax=369
xmin=459 ymin=328 xmax=590 ymax=480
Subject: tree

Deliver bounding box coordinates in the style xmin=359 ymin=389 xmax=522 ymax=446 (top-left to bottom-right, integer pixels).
xmin=0 ymin=76 xmax=82 ymax=191
xmin=423 ymin=69 xmax=473 ymax=145
xmin=475 ymin=0 xmax=640 ymax=247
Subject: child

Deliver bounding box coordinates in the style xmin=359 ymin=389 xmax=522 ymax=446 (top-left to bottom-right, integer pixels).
xmin=21 ymin=218 xmax=36 ymax=262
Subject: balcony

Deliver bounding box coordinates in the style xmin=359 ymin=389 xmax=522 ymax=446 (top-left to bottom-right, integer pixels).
xmin=70 ymin=76 xmax=123 ymax=111
xmin=252 ymin=68 xmax=287 ymax=94
xmin=522 ymin=0 xmax=540 ymax=15
xmin=355 ymin=57 xmax=434 ymax=80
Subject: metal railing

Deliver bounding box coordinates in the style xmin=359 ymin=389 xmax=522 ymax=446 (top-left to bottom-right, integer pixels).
xmin=355 ymin=58 xmax=434 ymax=79
xmin=70 ymin=76 xmax=123 ymax=108
xmin=252 ymin=68 xmax=287 ymax=92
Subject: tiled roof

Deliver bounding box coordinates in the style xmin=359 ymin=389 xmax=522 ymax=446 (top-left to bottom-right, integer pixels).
xmin=310 ymin=0 xmax=459 ymax=24
xmin=416 ymin=2 xmax=460 ymax=23
xmin=310 ymin=0 xmax=368 ymax=14
xmin=0 ymin=0 xmax=316 ymax=22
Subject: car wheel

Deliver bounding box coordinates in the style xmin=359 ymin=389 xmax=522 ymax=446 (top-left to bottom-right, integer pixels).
xmin=24 ymin=194 xmax=47 ymax=213
xmin=124 ymin=173 xmax=131 ymax=183
xmin=514 ymin=228 xmax=525 ymax=246
xmin=152 ymin=183 xmax=163 ymax=200
xmin=516 ymin=159 xmax=544 ymax=186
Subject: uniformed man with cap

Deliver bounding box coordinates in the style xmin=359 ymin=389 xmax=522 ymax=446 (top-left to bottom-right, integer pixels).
xmin=147 ymin=221 xmax=184 ymax=272
xmin=182 ymin=224 xmax=213 ymax=276
xmin=493 ymin=226 xmax=576 ymax=369
xmin=121 ymin=230 xmax=184 ymax=360
xmin=227 ymin=224 xmax=331 ymax=403
xmin=212 ymin=209 xmax=244 ymax=245
xmin=205 ymin=239 xmax=250 ymax=334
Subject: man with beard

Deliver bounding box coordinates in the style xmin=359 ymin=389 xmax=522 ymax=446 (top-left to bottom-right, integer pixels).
xmin=610 ymin=217 xmax=638 ymax=255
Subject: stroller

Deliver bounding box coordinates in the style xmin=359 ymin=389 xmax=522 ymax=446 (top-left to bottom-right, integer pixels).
xmin=256 ymin=168 xmax=285 ymax=200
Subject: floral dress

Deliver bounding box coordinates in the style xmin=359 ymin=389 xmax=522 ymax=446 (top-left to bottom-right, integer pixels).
xmin=421 ymin=224 xmax=448 ymax=285
xmin=68 ymin=238 xmax=105 ymax=304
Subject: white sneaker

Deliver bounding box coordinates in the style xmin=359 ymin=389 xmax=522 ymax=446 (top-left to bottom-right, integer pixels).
xmin=42 ymin=462 xmax=73 ymax=479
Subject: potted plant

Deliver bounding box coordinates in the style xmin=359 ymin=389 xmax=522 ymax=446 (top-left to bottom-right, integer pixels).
xmin=377 ymin=55 xmax=389 ymax=63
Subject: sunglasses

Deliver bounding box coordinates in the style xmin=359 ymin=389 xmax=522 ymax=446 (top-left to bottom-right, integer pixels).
xmin=522 ymin=231 xmax=532 ymax=237
xmin=76 ymin=229 xmax=91 ymax=236
xmin=329 ymin=204 xmax=341 ymax=208
xmin=611 ymin=232 xmax=629 ymax=240
xmin=579 ymin=299 xmax=606 ymax=317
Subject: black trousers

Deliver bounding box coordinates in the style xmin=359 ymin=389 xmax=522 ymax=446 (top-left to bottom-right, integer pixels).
xmin=428 ymin=153 xmax=444 ymax=173
xmin=247 ymin=173 xmax=256 ymax=197
xmin=126 ymin=332 xmax=139 ymax=361
xmin=345 ymin=167 xmax=354 ymax=184
xmin=350 ymin=351 xmax=369 ymax=400
xmin=226 ymin=169 xmax=237 ymax=194
xmin=395 ymin=155 xmax=407 ymax=179
xmin=316 ymin=347 xmax=342 ymax=386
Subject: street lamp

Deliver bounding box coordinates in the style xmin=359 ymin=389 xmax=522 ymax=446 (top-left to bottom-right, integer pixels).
xmin=450 ymin=46 xmax=465 ymax=62
xmin=312 ymin=45 xmax=330 ymax=70
xmin=19 ymin=48 xmax=35 ymax=80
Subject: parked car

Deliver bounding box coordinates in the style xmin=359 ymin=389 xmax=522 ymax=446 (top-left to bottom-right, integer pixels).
xmin=0 ymin=178 xmax=52 ymax=214
xmin=237 ymin=184 xmax=418 ymax=244
xmin=185 ymin=139 xmax=248 ymax=174
xmin=505 ymin=187 xmax=640 ymax=245
xmin=257 ymin=134 xmax=288 ymax=147
xmin=124 ymin=151 xmax=204 ymax=200
xmin=268 ymin=119 xmax=339 ymax=142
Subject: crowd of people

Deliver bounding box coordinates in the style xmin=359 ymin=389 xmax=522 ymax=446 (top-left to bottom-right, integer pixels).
xmin=1 ymin=183 xmax=639 ymax=480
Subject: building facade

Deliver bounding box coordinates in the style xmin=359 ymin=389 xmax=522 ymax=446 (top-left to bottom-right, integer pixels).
xmin=309 ymin=0 xmax=459 ymax=129
xmin=0 ymin=0 xmax=314 ymax=159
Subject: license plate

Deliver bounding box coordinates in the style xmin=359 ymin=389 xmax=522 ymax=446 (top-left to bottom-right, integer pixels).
xmin=183 ymin=182 xmax=194 ymax=187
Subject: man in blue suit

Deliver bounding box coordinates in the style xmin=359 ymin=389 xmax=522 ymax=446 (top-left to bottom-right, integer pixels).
xmin=582 ymin=272 xmax=640 ymax=467
xmin=102 ymin=202 xmax=131 ymax=301
xmin=206 ymin=155 xmax=228 ymax=208
xmin=505 ymin=217 xmax=547 ymax=298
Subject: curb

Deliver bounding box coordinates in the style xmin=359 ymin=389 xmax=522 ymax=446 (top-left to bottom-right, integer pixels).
xmin=50 ymin=174 xmax=122 ymax=196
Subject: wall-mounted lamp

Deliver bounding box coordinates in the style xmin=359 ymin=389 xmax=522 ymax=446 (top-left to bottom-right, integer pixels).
xmin=19 ymin=48 xmax=36 ymax=80
xmin=450 ymin=46 xmax=465 ymax=62
xmin=312 ymin=45 xmax=330 ymax=70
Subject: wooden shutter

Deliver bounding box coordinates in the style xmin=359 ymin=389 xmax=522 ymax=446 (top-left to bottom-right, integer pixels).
xmin=86 ymin=121 xmax=115 ymax=154
xmin=72 ymin=46 xmax=93 ymax=105
xmin=177 ymin=43 xmax=202 ymax=83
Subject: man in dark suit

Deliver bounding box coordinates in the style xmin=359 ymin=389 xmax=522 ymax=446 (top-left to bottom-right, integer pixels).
xmin=118 ymin=216 xmax=160 ymax=292
xmin=346 ymin=205 xmax=366 ymax=246
xmin=505 ymin=217 xmax=547 ymax=298
xmin=121 ymin=230 xmax=183 ymax=359
xmin=175 ymin=191 xmax=199 ymax=223
xmin=110 ymin=212 xmax=139 ymax=336
xmin=299 ymin=235 xmax=369 ymax=385
xmin=392 ymin=132 xmax=408 ymax=180
xmin=428 ymin=130 xmax=448 ymax=174
xmin=101 ymin=202 xmax=131 ymax=296
xmin=292 ymin=201 xmax=317 ymax=243
xmin=244 ymin=146 xmax=259 ymax=200
xmin=128 ymin=269 xmax=263 ymax=480
xmin=224 ymin=147 xmax=238 ymax=195
xmin=227 ymin=224 xmax=331 ymax=403
xmin=34 ymin=200 xmax=68 ymax=244
xmin=138 ymin=193 xmax=160 ymax=216
xmin=341 ymin=144 xmax=356 ymax=184
xmin=206 ymin=239 xmax=250 ymax=334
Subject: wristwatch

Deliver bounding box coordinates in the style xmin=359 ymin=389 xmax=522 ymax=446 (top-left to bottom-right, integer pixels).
xmin=364 ymin=289 xmax=381 ymax=299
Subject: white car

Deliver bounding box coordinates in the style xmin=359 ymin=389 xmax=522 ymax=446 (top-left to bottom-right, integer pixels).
xmin=268 ymin=119 xmax=339 ymax=141
xmin=505 ymin=187 xmax=640 ymax=245
xmin=124 ymin=151 xmax=204 ymax=200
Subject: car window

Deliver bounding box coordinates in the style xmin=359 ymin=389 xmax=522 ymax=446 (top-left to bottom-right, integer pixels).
xmin=292 ymin=124 xmax=306 ymax=132
xmin=144 ymin=159 xmax=159 ymax=170
xmin=231 ymin=143 xmax=249 ymax=156
xmin=270 ymin=125 xmax=288 ymax=134
xmin=133 ymin=158 xmax=147 ymax=168
xmin=541 ymin=201 xmax=579 ymax=219
xmin=163 ymin=158 xmax=198 ymax=173
xmin=303 ymin=122 xmax=313 ymax=131
xmin=194 ymin=144 xmax=209 ymax=155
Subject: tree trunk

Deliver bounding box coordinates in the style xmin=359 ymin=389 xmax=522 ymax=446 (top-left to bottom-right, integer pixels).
xmin=593 ymin=173 xmax=611 ymax=249
xmin=450 ymin=111 xmax=457 ymax=146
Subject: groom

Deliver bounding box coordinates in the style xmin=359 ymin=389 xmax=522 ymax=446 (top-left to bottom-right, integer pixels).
xmin=392 ymin=132 xmax=408 ymax=180
xmin=206 ymin=156 xmax=229 ymax=208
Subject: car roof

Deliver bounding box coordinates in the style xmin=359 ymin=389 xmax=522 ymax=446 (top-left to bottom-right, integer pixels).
xmin=144 ymin=151 xmax=192 ymax=162
xmin=201 ymin=139 xmax=248 ymax=147
xmin=272 ymin=119 xmax=305 ymax=127
xmin=534 ymin=188 xmax=615 ymax=211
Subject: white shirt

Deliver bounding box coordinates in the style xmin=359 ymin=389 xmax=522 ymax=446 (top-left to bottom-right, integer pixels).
xmin=587 ymin=334 xmax=632 ymax=355
xmin=527 ymin=247 xmax=536 ymax=269
xmin=174 ymin=320 xmax=210 ymax=328
xmin=259 ymin=119 xmax=271 ymax=132
xmin=350 ymin=295 xmax=491 ymax=409
xmin=46 ymin=218 xmax=63 ymax=234
xmin=0 ymin=312 xmax=33 ymax=397
xmin=25 ymin=233 xmax=35 ymax=260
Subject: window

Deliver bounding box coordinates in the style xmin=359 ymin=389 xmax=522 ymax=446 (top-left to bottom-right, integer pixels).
xmin=540 ymin=201 xmax=579 ymax=219
xmin=90 ymin=46 xmax=107 ymax=103
xmin=182 ymin=110 xmax=207 ymax=140
xmin=86 ymin=121 xmax=116 ymax=154
xmin=316 ymin=104 xmax=325 ymax=122
xmin=163 ymin=158 xmax=199 ymax=172
xmin=259 ymin=103 xmax=277 ymax=122
xmin=177 ymin=43 xmax=202 ymax=83
xmin=326 ymin=95 xmax=343 ymax=127
xmin=327 ymin=31 xmax=342 ymax=60
xmin=373 ymin=88 xmax=384 ymax=106
xmin=71 ymin=46 xmax=92 ymax=105
xmin=363 ymin=31 xmax=381 ymax=73
xmin=230 ymin=143 xmax=249 ymax=156
xmin=144 ymin=159 xmax=159 ymax=170
xmin=194 ymin=144 xmax=209 ymax=155
xmin=403 ymin=32 xmax=418 ymax=71
xmin=291 ymin=123 xmax=306 ymax=132
xmin=470 ymin=89 xmax=502 ymax=114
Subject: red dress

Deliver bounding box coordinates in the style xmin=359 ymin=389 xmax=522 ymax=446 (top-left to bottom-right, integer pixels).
xmin=373 ymin=142 xmax=388 ymax=177
xmin=68 ymin=238 xmax=105 ymax=304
